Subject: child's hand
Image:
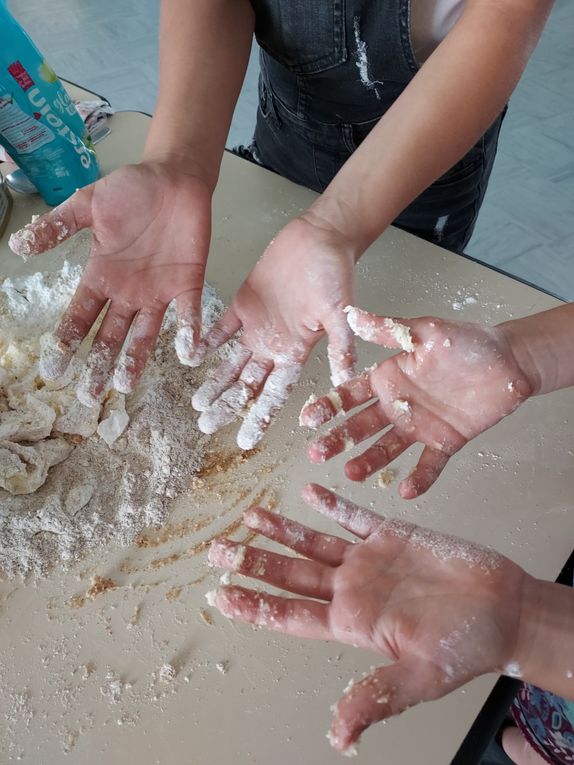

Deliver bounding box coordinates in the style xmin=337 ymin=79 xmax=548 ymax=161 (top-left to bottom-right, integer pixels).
xmin=207 ymin=484 xmax=531 ymax=754
xmin=9 ymin=162 xmax=212 ymax=404
xmin=188 ymin=214 xmax=358 ymax=449
xmin=300 ymin=309 xmax=533 ymax=498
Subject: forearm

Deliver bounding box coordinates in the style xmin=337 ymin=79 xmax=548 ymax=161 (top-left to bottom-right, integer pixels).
xmin=144 ymin=0 xmax=254 ymax=190
xmin=307 ymin=0 xmax=553 ymax=252
xmin=515 ymin=575 xmax=574 ymax=700
xmin=499 ymin=303 xmax=574 ymax=396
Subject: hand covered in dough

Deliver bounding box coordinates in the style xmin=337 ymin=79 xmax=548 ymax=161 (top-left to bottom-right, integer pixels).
xmin=300 ymin=309 xmax=533 ymax=498
xmin=207 ymin=484 xmax=531 ymax=754
xmin=9 ymin=162 xmax=212 ymax=405
xmin=188 ymin=214 xmax=359 ymax=449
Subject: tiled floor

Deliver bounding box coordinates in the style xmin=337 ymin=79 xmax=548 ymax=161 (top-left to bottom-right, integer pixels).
xmin=8 ymin=0 xmax=574 ymax=299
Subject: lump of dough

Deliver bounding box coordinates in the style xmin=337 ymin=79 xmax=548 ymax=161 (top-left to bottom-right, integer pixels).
xmin=97 ymin=392 xmax=129 ymax=447
xmin=0 ymin=395 xmax=56 ymax=442
xmin=53 ymin=396 xmax=100 ymax=438
xmin=0 ymin=437 xmax=73 ymax=495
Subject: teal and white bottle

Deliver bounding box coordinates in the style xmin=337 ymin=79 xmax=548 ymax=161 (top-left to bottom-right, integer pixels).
xmin=0 ymin=0 xmax=99 ymax=205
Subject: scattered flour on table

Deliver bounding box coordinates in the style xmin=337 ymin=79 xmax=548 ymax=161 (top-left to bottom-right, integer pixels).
xmin=0 ymin=262 xmax=223 ymax=577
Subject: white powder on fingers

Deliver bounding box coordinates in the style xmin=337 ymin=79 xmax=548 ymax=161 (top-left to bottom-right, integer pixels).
xmin=236 ymin=364 xmax=301 ymax=450
xmin=39 ymin=333 xmax=77 ymax=380
xmin=112 ymin=351 xmax=138 ymax=394
xmin=9 ymin=212 xmax=71 ymax=261
xmin=383 ymin=318 xmax=415 ymax=352
xmin=326 ymin=390 xmax=344 ymax=414
xmin=191 ymin=345 xmax=250 ymax=412
xmin=197 ymin=381 xmax=252 ymax=434
xmin=326 ymin=729 xmax=359 ymax=758
xmin=214 ymin=542 xmax=247 ymax=572
xmin=327 ymin=343 xmax=355 ymax=387
xmin=344 ymin=305 xmax=374 ymax=340
xmin=392 ymin=399 xmax=411 ymax=417
xmin=298 ymin=389 xmax=343 ymax=429
xmin=8 ymin=226 xmax=37 ymax=260
xmin=345 ymin=306 xmax=415 ymax=353
xmin=174 ymin=324 xmax=196 ymax=366
xmin=174 ymin=286 xmax=225 ymax=368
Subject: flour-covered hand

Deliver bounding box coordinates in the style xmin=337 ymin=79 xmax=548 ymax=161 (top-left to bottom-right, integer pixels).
xmin=189 ymin=215 xmax=358 ymax=449
xmin=207 ymin=483 xmax=531 ymax=754
xmin=9 ymin=162 xmax=212 ymax=405
xmin=300 ymin=309 xmax=533 ymax=498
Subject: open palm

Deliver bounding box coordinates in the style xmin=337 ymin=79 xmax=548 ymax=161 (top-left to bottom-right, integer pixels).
xmin=301 ymin=310 xmax=533 ymax=497
xmin=10 ymin=162 xmax=212 ymax=404
xmin=208 ymin=484 xmax=529 ymax=753
xmin=189 ymin=216 xmax=358 ymax=449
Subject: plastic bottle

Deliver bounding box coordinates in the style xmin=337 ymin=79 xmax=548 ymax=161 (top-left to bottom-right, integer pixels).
xmin=0 ymin=0 xmax=99 ymax=205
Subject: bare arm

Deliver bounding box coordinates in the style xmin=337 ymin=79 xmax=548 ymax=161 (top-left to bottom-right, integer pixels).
xmin=306 ymin=0 xmax=554 ymax=250
xmin=144 ymin=0 xmax=255 ymax=190
xmin=8 ymin=0 xmax=256 ymax=400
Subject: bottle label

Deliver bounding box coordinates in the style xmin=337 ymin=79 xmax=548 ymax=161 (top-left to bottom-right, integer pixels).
xmin=0 ymin=93 xmax=54 ymax=154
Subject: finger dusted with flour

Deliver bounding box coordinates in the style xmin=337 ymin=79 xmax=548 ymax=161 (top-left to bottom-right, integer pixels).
xmin=344 ymin=306 xmax=416 ymax=352
xmin=236 ymin=362 xmax=302 ymax=450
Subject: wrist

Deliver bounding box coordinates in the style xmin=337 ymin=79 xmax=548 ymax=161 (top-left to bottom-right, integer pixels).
xmin=300 ymin=200 xmax=368 ymax=263
xmin=496 ymin=319 xmax=544 ymax=396
xmin=496 ymin=304 xmax=574 ymax=397
xmin=142 ymin=146 xmax=217 ymax=193
xmin=139 ymin=154 xmax=216 ymax=200
xmin=513 ymin=575 xmax=574 ymax=697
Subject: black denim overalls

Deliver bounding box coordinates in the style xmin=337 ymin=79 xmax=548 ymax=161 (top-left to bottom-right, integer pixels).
xmin=241 ymin=0 xmax=505 ymax=253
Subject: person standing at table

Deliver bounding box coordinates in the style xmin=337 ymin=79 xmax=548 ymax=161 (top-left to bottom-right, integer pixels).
xmin=11 ymin=0 xmax=555 ymax=448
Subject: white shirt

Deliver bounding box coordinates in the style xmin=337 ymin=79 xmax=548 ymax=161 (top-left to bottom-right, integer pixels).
xmin=410 ymin=0 xmax=466 ymax=63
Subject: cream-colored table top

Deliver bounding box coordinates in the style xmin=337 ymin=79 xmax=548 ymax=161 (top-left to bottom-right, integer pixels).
xmin=0 ymin=86 xmax=572 ymax=765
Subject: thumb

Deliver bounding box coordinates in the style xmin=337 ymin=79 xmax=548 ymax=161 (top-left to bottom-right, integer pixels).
xmin=8 ymin=184 xmax=93 ymax=260
xmin=328 ymin=660 xmax=438 ymax=755
xmin=344 ymin=306 xmax=416 ymax=352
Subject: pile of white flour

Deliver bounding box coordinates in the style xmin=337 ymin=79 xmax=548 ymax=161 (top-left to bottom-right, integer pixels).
xmin=0 ymin=262 xmax=223 ymax=577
